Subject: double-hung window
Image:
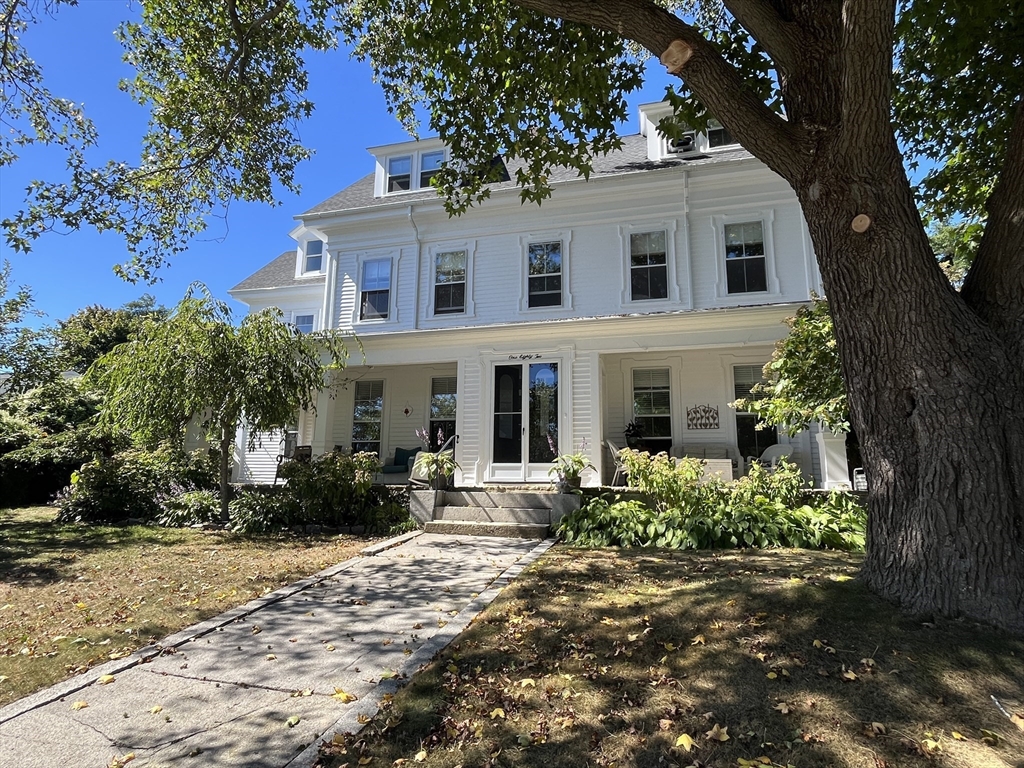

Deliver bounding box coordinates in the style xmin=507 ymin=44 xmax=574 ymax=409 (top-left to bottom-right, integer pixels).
xmin=630 ymin=231 xmax=668 ymax=301
xmin=304 ymin=241 xmax=323 ymax=273
xmin=527 ymin=241 xmax=562 ymax=308
xmin=352 ymin=380 xmax=384 ymax=456
xmin=420 ymin=151 xmax=445 ymax=189
xmin=707 ymin=123 xmax=736 ymax=148
xmin=733 ymin=365 xmax=778 ymax=460
xmin=724 ymin=221 xmax=768 ymax=294
xmin=429 ymin=376 xmax=457 ymax=450
xmin=387 ymin=156 xmax=412 ymax=192
xmin=434 ymin=250 xmax=467 ymax=315
xmin=632 ymin=369 xmax=672 ymax=454
xmin=293 ymin=314 xmax=314 ymax=334
xmin=360 ymin=259 xmax=391 ymax=320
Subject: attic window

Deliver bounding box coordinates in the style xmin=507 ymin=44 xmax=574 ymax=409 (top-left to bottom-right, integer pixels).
xmin=387 ymin=156 xmax=412 ymax=192
xmin=707 ymin=123 xmax=737 ymax=148
xmin=304 ymin=240 xmax=323 ymax=273
xmin=420 ymin=151 xmax=445 ymax=188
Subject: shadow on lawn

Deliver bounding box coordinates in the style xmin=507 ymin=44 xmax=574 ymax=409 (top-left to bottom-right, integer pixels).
xmin=321 ymin=548 xmax=1024 ymax=768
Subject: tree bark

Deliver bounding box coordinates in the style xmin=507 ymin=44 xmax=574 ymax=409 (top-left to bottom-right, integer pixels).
xmin=219 ymin=424 xmax=232 ymax=524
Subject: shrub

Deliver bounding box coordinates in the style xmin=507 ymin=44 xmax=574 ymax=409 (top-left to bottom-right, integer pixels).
xmin=228 ymin=487 xmax=298 ymax=534
xmin=55 ymin=446 xmax=217 ymax=523
xmin=0 ymin=424 xmax=127 ymax=507
xmin=559 ymin=451 xmax=865 ymax=551
xmin=158 ymin=489 xmax=221 ymax=528
xmin=7 ymin=378 xmax=101 ymax=434
xmin=277 ymin=451 xmax=383 ymax=526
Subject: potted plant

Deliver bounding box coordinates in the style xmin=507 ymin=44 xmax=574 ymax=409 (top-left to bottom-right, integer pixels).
xmin=548 ymin=437 xmax=596 ymax=492
xmin=414 ymin=427 xmax=460 ymax=490
xmin=624 ymin=421 xmax=645 ymax=450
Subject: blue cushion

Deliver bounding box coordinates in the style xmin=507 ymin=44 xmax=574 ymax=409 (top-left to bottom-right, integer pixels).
xmin=391 ymin=447 xmax=417 ymax=469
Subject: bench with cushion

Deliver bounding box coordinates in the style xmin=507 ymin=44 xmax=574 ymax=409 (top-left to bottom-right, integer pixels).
xmin=670 ymin=443 xmax=740 ymax=479
xmin=382 ymin=447 xmax=420 ymax=475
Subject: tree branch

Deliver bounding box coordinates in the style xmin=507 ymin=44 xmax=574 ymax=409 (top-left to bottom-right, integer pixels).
xmin=838 ymin=0 xmax=897 ymax=153
xmin=509 ymin=0 xmax=810 ymax=182
xmin=721 ymin=0 xmax=804 ymax=76
xmin=961 ymin=94 xmax=1024 ymax=359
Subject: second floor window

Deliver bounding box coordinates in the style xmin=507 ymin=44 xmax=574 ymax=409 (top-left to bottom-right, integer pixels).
xmin=360 ymin=259 xmax=391 ymax=320
xmin=527 ymin=241 xmax=562 ymax=308
xmin=724 ymin=221 xmax=767 ymax=294
xmin=434 ymin=250 xmax=467 ymax=315
xmin=630 ymin=231 xmax=668 ymax=301
xmin=304 ymin=240 xmax=323 ymax=272
xmin=387 ymin=156 xmax=411 ymax=192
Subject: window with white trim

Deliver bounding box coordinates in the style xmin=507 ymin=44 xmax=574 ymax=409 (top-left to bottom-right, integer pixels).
xmin=293 ymin=314 xmax=314 ymax=334
xmin=629 ymin=231 xmax=668 ymax=301
xmin=429 ymin=376 xmax=457 ymax=450
xmin=387 ymin=155 xmax=412 ymax=192
xmin=434 ymin=250 xmax=467 ymax=315
xmin=527 ymin=241 xmax=562 ymax=308
xmin=420 ymin=150 xmax=445 ymax=189
xmin=360 ymin=259 xmax=391 ymax=320
xmin=352 ymin=380 xmax=384 ymax=456
xmin=724 ymin=221 xmax=768 ymax=294
xmin=632 ymin=368 xmax=672 ymax=454
xmin=733 ymin=364 xmax=778 ymax=460
xmin=707 ymin=122 xmax=737 ymax=148
xmin=303 ymin=240 xmax=323 ymax=273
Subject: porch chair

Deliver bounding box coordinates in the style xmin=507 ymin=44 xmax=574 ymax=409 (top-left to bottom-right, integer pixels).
xmin=745 ymin=444 xmax=793 ymax=473
xmin=606 ymin=439 xmax=626 ymax=486
xmin=273 ymin=444 xmax=312 ymax=485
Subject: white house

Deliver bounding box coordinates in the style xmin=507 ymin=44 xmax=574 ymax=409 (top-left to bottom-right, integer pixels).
xmin=229 ymin=102 xmax=851 ymax=489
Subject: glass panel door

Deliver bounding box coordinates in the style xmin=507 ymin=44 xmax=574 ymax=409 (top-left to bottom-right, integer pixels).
xmin=493 ymin=365 xmax=523 ymax=464
xmin=528 ymin=363 xmax=558 ymax=465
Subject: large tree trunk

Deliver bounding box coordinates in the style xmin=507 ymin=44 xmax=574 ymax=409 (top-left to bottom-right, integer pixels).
xmin=796 ymin=138 xmax=1024 ymax=633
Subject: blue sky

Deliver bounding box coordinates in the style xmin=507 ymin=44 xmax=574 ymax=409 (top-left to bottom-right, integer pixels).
xmin=0 ymin=1 xmax=675 ymax=326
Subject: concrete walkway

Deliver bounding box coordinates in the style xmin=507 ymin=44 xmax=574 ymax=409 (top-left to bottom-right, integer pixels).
xmin=0 ymin=532 xmax=552 ymax=768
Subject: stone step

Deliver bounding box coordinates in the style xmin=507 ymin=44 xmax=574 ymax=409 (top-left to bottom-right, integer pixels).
xmin=444 ymin=491 xmax=570 ymax=511
xmin=434 ymin=506 xmax=552 ymax=524
xmin=423 ymin=520 xmax=550 ymax=539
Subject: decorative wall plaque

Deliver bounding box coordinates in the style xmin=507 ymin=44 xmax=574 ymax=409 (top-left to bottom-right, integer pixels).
xmin=687 ymin=404 xmax=720 ymax=430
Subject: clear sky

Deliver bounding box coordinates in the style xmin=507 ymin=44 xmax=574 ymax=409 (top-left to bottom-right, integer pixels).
xmin=0 ymin=1 xmax=676 ymax=326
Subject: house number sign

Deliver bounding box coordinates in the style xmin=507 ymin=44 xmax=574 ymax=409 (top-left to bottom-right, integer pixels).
xmin=507 ymin=353 xmax=543 ymax=360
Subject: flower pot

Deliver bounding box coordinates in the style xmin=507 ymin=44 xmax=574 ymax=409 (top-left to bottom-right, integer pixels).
xmin=556 ymin=476 xmax=582 ymax=493
xmin=430 ymin=474 xmax=450 ymax=491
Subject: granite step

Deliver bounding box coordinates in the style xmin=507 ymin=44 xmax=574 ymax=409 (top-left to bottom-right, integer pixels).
xmin=434 ymin=506 xmax=552 ymax=524
xmin=423 ymin=520 xmax=550 ymax=539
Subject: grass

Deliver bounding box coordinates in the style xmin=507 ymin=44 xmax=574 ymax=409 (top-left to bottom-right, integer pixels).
xmin=318 ymin=547 xmax=1024 ymax=768
xmin=0 ymin=506 xmax=373 ymax=707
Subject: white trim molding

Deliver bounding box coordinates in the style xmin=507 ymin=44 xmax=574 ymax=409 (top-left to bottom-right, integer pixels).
xmin=617 ymin=219 xmax=683 ymax=307
xmin=423 ymin=239 xmax=477 ymax=322
xmin=518 ymin=230 xmax=574 ymax=314
xmin=711 ymin=209 xmax=781 ymax=301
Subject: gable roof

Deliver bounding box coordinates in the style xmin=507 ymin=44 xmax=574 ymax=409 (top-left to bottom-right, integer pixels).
xmin=301 ymin=133 xmax=752 ymax=218
xmin=230 ymin=250 xmax=325 ymax=292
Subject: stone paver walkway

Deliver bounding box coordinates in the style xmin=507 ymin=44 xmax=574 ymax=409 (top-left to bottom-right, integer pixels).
xmin=0 ymin=532 xmax=550 ymax=768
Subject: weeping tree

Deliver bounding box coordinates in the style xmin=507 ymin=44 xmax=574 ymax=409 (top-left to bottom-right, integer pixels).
xmin=89 ymin=287 xmax=349 ymax=521
xmin=2 ymin=1 xmax=1022 ymax=630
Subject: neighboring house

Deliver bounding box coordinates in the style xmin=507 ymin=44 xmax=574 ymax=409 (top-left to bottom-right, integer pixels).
xmin=229 ymin=101 xmax=850 ymax=488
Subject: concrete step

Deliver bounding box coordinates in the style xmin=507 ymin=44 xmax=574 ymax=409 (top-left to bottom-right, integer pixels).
xmin=434 ymin=506 xmax=551 ymax=524
xmin=444 ymin=490 xmax=565 ymax=509
xmin=423 ymin=520 xmax=550 ymax=539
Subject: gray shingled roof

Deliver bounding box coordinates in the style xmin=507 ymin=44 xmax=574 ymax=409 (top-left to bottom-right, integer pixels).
xmin=230 ymin=250 xmax=325 ymax=292
xmin=301 ymin=133 xmax=752 ymax=217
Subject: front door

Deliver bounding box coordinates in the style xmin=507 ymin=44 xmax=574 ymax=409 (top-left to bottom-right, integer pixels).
xmin=491 ymin=362 xmax=558 ymax=481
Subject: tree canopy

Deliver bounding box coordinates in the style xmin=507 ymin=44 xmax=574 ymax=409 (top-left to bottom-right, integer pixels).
xmin=0 ymin=260 xmax=57 ymax=400
xmin=56 ymin=295 xmax=169 ymax=373
xmin=89 ymin=286 xmax=350 ymax=518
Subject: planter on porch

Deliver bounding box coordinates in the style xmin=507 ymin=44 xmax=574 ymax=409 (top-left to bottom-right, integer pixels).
xmin=554 ymin=476 xmax=582 ymax=494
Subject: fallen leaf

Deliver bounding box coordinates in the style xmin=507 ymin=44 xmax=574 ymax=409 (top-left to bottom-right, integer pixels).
xmin=71 ymin=701 xmax=89 ymax=710
xmin=841 ymin=670 xmax=858 ymax=681
xmin=1011 ymin=713 xmax=1024 ymax=731
xmin=691 ymin=635 xmax=706 ymax=646
xmin=706 ymin=724 xmax=729 ymax=742
xmin=675 ymin=733 xmax=695 ymax=752
xmin=358 ymin=758 xmax=373 ymax=765
xmin=773 ymin=702 xmax=791 ymax=715
xmin=951 ymin=731 xmax=967 ymax=741
xmin=251 ymin=625 xmax=262 ymax=634
xmin=520 ymin=678 xmax=536 ymax=688
xmin=0 ymin=676 xmax=7 ymax=684
xmin=921 ymin=738 xmax=942 ymax=753
xmin=380 ymin=669 xmax=397 ymax=680
xmin=659 ymin=719 xmax=673 ymax=731
xmin=980 ymin=729 xmax=1001 ymax=746
xmin=490 ymin=708 xmax=506 ymax=719
xmin=766 ymin=672 xmax=778 ymax=680
xmin=149 ymin=705 xmax=163 ymax=714
xmin=663 ymin=642 xmax=676 ymax=652
xmin=414 ymin=750 xmax=428 ymax=762
xmin=265 ymin=654 xmax=277 ymax=661
xmin=97 ymin=674 xmax=116 ymax=685
xmin=332 ymin=688 xmax=357 ymax=703
xmin=286 ymin=715 xmax=301 ymax=728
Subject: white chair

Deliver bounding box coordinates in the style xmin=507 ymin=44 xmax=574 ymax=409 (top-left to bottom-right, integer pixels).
xmin=745 ymin=444 xmax=793 ymax=473
xmin=606 ymin=439 xmax=626 ymax=486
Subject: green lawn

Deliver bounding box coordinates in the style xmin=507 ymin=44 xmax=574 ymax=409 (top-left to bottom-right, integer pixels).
xmin=319 ymin=547 xmax=1024 ymax=768
xmin=0 ymin=506 xmax=372 ymax=707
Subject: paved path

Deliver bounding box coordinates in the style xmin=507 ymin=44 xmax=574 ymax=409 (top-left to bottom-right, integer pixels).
xmin=0 ymin=532 xmax=551 ymax=768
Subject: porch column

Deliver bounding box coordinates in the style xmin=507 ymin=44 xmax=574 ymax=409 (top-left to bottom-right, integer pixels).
xmin=574 ymin=351 xmax=602 ymax=487
xmin=310 ymin=387 xmax=337 ymax=456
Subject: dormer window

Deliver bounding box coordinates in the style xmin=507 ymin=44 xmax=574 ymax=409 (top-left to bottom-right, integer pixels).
xmin=420 ymin=151 xmax=445 ymax=188
xmin=707 ymin=122 xmax=737 ymax=148
xmin=387 ymin=156 xmax=412 ymax=192
xmin=304 ymin=240 xmax=323 ymax=273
